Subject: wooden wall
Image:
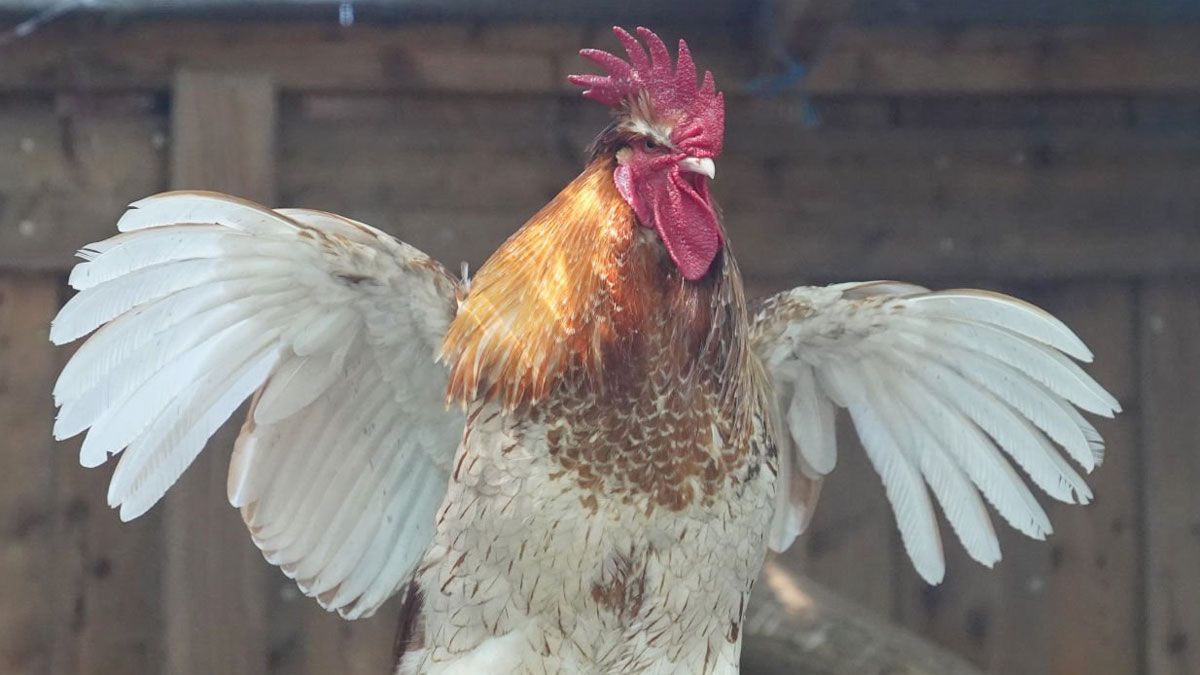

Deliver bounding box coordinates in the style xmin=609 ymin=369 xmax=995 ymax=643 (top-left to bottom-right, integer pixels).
xmin=1 ymin=16 xmax=1198 ymax=675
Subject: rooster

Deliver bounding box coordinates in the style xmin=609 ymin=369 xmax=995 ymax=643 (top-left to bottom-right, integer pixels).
xmin=50 ymin=27 xmax=1118 ymax=675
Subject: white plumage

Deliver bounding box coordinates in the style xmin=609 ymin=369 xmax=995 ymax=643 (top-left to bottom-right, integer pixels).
xmin=752 ymin=282 xmax=1118 ymax=583
xmin=51 ymin=191 xmax=1118 ymax=634
xmin=52 ymin=191 xmax=463 ymax=619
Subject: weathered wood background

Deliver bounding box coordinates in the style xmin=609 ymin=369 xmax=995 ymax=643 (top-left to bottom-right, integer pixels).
xmin=0 ymin=4 xmax=1197 ymax=674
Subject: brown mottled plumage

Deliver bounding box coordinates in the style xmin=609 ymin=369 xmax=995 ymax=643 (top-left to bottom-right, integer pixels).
xmin=442 ymin=151 xmax=761 ymax=512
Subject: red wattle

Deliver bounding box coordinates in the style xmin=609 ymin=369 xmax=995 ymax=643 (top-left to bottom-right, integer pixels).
xmin=614 ymin=164 xmax=722 ymax=281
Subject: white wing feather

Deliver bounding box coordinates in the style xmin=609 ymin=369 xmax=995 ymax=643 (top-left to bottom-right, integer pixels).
xmin=752 ymin=282 xmax=1118 ymax=582
xmin=52 ymin=191 xmax=463 ymax=618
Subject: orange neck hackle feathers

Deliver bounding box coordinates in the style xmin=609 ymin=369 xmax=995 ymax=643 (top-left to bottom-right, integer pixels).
xmin=441 ymin=158 xmax=645 ymax=408
xmin=441 ymin=154 xmax=754 ymax=422
xmin=441 ymin=26 xmax=741 ymax=411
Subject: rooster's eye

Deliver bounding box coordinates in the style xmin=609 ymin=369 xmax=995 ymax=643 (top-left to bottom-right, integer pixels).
xmin=642 ymin=139 xmax=658 ymax=150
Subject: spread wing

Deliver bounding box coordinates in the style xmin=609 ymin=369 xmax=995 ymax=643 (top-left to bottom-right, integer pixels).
xmin=752 ymin=281 xmax=1119 ymax=583
xmin=50 ymin=191 xmax=464 ymax=618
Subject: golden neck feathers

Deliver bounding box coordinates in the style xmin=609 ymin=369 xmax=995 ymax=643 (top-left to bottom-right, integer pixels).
xmin=441 ymin=157 xmax=749 ymax=412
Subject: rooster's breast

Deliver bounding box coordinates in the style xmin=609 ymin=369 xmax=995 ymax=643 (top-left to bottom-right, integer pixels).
xmin=403 ymin=377 xmax=777 ymax=675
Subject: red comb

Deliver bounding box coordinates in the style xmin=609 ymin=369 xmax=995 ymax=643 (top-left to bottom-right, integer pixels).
xmin=568 ymin=27 xmax=724 ymax=158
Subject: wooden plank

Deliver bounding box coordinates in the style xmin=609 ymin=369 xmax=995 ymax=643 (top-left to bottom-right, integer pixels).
xmin=0 ymin=20 xmax=563 ymax=94
xmin=1036 ymin=283 xmax=1140 ymax=675
xmin=5 ymin=20 xmax=1200 ymax=95
xmin=0 ymin=95 xmax=167 ymax=270
xmin=0 ymin=0 xmax=736 ymax=23
xmin=738 ymin=96 xmax=894 ymax=130
xmin=280 ymin=132 xmax=575 ymax=212
xmin=283 ymin=98 xmax=1200 ymax=283
xmin=286 ymin=94 xmax=565 ymax=153
xmin=46 ymin=399 xmax=166 ymax=675
xmin=1134 ymin=96 xmax=1200 ymax=130
xmin=163 ymin=69 xmax=276 ymax=675
xmin=1140 ymin=279 xmax=1200 ymax=675
xmin=278 ymin=93 xmax=573 ymax=272
xmin=808 ymin=26 xmax=1200 ymax=95
xmin=894 ymin=95 xmax=1133 ymax=129
xmin=895 ymin=281 xmax=1140 ymax=674
xmin=850 ymin=0 xmax=1200 ymax=25
xmin=744 ymin=564 xmax=983 ymax=675
xmin=271 ymin=602 xmax=396 ymax=675
xmin=0 ymin=273 xmax=59 ymax=675
xmin=0 ymin=274 xmax=161 ymax=675
xmin=6 ymin=90 xmax=1200 ymax=279
xmin=713 ymin=125 xmax=1200 ymax=283
xmin=171 ymin=72 xmax=276 ymax=198
xmin=756 ymin=0 xmax=857 ymax=78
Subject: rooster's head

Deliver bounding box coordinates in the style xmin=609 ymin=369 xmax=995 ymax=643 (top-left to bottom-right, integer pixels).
xmin=569 ymin=27 xmax=725 ymax=281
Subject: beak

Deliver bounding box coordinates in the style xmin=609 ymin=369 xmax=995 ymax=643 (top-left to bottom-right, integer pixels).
xmin=677 ymin=156 xmax=716 ymax=180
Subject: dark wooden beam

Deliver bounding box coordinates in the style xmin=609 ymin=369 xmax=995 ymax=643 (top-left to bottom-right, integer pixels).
xmin=808 ymin=25 xmax=1200 ymax=95
xmin=757 ymin=0 xmax=857 ymax=67
xmin=162 ymin=68 xmax=275 ymax=675
xmin=4 ymin=93 xmax=1199 ymax=283
xmin=3 ymin=20 xmax=1200 ymax=95
xmin=1140 ymin=280 xmax=1200 ymax=675
xmin=0 ymin=272 xmax=61 ymax=675
xmin=743 ymin=560 xmax=984 ymax=674
xmin=0 ymin=95 xmax=167 ymax=270
xmin=0 ymin=0 xmax=743 ymax=22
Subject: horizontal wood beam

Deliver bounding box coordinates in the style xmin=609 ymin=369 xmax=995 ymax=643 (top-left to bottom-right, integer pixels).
xmin=1140 ymin=280 xmax=1200 ymax=675
xmin=164 ymin=69 xmax=275 ymax=675
xmin=743 ymin=561 xmax=984 ymax=675
xmin=0 ymin=20 xmax=581 ymax=94
xmin=0 ymin=96 xmax=166 ymax=270
xmin=759 ymin=0 xmax=857 ymax=65
xmin=274 ymin=101 xmax=1200 ymax=285
xmin=5 ymin=0 xmax=1200 ymax=25
xmin=0 ymin=0 xmax=741 ymax=22
xmin=3 ymin=20 xmax=1200 ymax=95
xmin=809 ymin=25 xmax=1200 ymax=96
xmin=5 ymin=93 xmax=1196 ymax=283
xmin=0 ymin=273 xmax=60 ymax=675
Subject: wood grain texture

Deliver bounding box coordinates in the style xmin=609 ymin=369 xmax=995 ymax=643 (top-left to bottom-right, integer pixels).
xmin=1 ymin=275 xmax=166 ymax=675
xmin=1140 ymin=279 xmax=1200 ymax=675
xmin=743 ymin=560 xmax=983 ymax=675
xmin=271 ymin=601 xmax=397 ymax=675
xmin=0 ymin=0 xmax=734 ymax=22
xmin=0 ymin=20 xmax=567 ymax=94
xmin=46 ymin=433 xmax=166 ymax=675
xmin=285 ymin=95 xmax=1200 ymax=284
xmin=808 ymin=26 xmax=1200 ymax=95
xmin=162 ymin=69 xmax=276 ymax=675
xmin=5 ymin=92 xmax=1200 ymax=280
xmin=6 ymin=21 xmax=1200 ymax=96
xmin=0 ymin=15 xmax=1195 ymax=675
xmin=0 ymin=273 xmax=59 ymax=675
xmin=0 ymin=96 xmax=167 ymax=270
xmin=1037 ymin=283 xmax=1139 ymax=675
xmin=46 ymin=316 xmax=166 ymax=675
